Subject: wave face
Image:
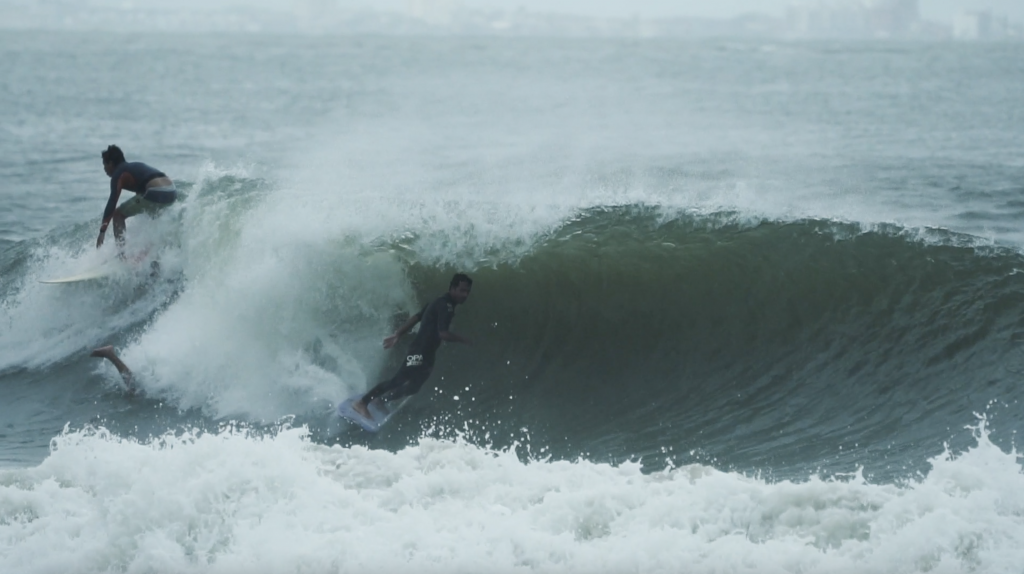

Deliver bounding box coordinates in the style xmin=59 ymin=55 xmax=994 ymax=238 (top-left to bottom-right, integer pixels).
xmin=3 ymin=173 xmax=1024 ymax=481
xmin=381 ymin=208 xmax=1024 ymax=479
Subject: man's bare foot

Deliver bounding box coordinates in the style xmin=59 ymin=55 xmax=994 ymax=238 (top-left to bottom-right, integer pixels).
xmin=90 ymin=345 xmax=116 ymax=360
xmin=352 ymin=400 xmax=372 ymax=419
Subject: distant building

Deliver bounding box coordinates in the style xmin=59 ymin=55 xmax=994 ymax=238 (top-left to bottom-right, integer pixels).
xmin=866 ymin=0 xmax=918 ymax=36
xmin=953 ymin=11 xmax=1020 ymax=40
xmin=786 ymin=0 xmax=920 ymax=38
xmin=954 ymin=12 xmax=991 ymax=40
xmin=787 ymin=0 xmax=868 ymax=37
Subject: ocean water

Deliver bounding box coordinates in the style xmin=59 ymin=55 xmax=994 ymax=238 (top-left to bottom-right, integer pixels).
xmin=1 ymin=31 xmax=1024 ymax=572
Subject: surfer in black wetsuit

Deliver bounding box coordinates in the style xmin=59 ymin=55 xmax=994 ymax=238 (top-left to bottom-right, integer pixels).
xmin=351 ymin=273 xmax=474 ymax=419
xmin=97 ymin=145 xmax=181 ymax=249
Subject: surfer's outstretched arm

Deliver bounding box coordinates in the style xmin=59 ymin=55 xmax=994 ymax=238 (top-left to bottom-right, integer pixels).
xmin=352 ymin=313 xmax=424 ymax=418
xmin=383 ymin=312 xmax=423 ymax=349
xmin=91 ymin=345 xmax=134 ymax=392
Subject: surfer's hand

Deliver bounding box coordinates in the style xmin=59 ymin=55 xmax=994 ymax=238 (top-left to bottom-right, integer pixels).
xmin=96 ymin=231 xmax=105 ymax=248
xmin=383 ymin=334 xmax=399 ymax=349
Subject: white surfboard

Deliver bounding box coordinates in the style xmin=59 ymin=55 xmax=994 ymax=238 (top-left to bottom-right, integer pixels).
xmin=40 ymin=249 xmax=152 ymax=284
xmin=39 ymin=265 xmax=119 ymax=284
xmin=336 ymin=393 xmax=411 ymax=432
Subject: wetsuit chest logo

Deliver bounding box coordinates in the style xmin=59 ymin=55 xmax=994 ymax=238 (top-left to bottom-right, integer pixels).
xmin=406 ymin=355 xmax=424 ymax=367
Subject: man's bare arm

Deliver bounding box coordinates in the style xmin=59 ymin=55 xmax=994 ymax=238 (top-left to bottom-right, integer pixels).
xmin=383 ymin=313 xmax=422 ymax=349
xmin=97 ymin=172 xmax=136 ymax=248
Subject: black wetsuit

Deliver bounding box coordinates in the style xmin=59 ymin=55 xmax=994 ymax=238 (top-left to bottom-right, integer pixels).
xmin=362 ymin=293 xmax=457 ymax=404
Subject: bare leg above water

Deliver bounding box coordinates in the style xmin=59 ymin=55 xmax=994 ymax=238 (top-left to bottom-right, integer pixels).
xmin=91 ymin=345 xmax=134 ymax=393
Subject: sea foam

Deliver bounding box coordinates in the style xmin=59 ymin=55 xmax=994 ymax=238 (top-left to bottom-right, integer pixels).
xmin=1 ymin=420 xmax=1022 ymax=573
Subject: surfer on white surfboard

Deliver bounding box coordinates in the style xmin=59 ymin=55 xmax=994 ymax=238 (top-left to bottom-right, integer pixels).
xmin=351 ymin=273 xmax=474 ymax=419
xmin=97 ymin=145 xmax=181 ymax=250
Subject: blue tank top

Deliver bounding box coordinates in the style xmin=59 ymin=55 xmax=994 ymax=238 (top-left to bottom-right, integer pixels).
xmin=103 ymin=162 xmax=168 ymax=222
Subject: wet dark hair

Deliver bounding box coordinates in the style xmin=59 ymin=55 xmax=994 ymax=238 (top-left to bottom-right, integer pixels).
xmin=101 ymin=144 xmax=125 ymax=166
xmin=450 ymin=273 xmax=473 ymax=290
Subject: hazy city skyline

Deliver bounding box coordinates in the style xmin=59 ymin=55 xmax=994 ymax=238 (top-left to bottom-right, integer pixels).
xmin=385 ymin=0 xmax=1024 ymax=21
xmin=0 ymin=0 xmax=1021 ymax=37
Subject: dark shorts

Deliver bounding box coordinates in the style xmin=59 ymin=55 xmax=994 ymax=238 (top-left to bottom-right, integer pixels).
xmin=364 ymin=355 xmax=434 ymax=404
xmin=118 ymin=186 xmax=182 ymax=218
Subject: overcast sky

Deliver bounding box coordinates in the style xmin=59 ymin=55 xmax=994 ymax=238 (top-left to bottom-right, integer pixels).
xmin=363 ymin=0 xmax=1022 ymax=22
xmin=2 ymin=0 xmax=1021 ymax=24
